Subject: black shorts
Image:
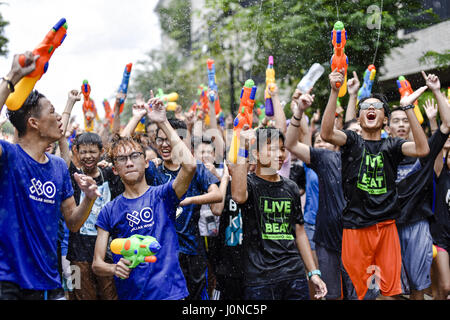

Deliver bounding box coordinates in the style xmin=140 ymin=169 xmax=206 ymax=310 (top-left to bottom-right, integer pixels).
xmin=0 ymin=281 xmax=65 ymax=300
xmin=316 ymin=244 xmax=357 ymax=300
xmin=214 ymin=274 xmax=245 ymax=300
xmin=179 ymin=253 xmax=208 ymax=300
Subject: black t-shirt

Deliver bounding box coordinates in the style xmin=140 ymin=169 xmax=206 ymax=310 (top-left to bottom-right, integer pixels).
xmin=397 ymin=129 xmax=450 ymax=225
xmin=289 ymin=159 xmax=306 ymax=191
xmin=67 ymin=162 xmax=124 ymax=262
xmin=430 ymin=160 xmax=450 ymax=252
xmin=309 ymin=148 xmax=345 ymax=253
xmin=340 ymin=130 xmax=406 ymax=229
xmin=214 ymin=184 xmax=244 ymax=279
xmin=241 ymin=173 xmax=305 ymax=286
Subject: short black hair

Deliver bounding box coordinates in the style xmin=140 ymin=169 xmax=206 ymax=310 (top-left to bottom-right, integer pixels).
xmin=156 ymin=118 xmax=187 ymax=139
xmin=74 ymin=132 xmax=103 ymax=151
xmin=388 ymin=106 xmax=405 ymax=126
xmin=7 ymin=90 xmax=45 ymax=137
xmin=255 ymin=126 xmax=285 ymax=152
xmin=311 ymin=128 xmax=320 ymax=146
xmin=357 ymin=93 xmax=390 ymax=119
xmin=343 ymin=118 xmax=358 ymax=130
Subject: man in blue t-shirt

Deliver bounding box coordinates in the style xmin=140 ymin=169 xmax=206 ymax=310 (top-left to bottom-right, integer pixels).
xmin=92 ymin=97 xmax=197 ymax=300
xmin=0 ymin=52 xmax=100 ymax=300
xmin=145 ymin=119 xmax=222 ymax=300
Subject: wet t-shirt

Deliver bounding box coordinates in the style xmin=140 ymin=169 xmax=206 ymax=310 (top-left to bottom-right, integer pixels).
xmin=309 ymin=148 xmax=345 ymax=253
xmin=241 ymin=173 xmax=305 ymax=286
xmin=340 ymin=130 xmax=406 ymax=229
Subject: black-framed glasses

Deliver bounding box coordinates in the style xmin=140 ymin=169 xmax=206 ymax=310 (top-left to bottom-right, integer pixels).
xmin=359 ymin=102 xmax=384 ymax=110
xmin=114 ymin=152 xmax=144 ymax=165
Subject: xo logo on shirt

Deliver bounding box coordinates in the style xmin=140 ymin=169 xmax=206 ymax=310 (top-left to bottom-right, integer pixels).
xmin=29 ymin=178 xmax=56 ymax=203
xmin=126 ymin=207 xmax=154 ymax=230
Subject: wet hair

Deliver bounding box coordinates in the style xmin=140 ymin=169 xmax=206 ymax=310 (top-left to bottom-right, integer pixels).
xmin=106 ymin=133 xmax=146 ymax=164
xmin=156 ymin=118 xmax=187 ymax=138
xmin=311 ymin=128 xmax=320 ymax=146
xmin=357 ymin=93 xmax=390 ymax=119
xmin=74 ymin=132 xmax=103 ymax=151
xmin=387 ymin=106 xmax=405 ymax=126
xmin=255 ymin=126 xmax=285 ymax=152
xmin=7 ymin=90 xmax=45 ymax=137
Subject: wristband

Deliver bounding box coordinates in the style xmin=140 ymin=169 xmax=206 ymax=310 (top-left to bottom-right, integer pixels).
xmin=2 ymin=77 xmax=14 ymax=93
xmin=238 ymin=148 xmax=248 ymax=158
xmin=290 ymin=121 xmax=300 ymax=128
xmin=307 ymin=269 xmax=321 ymax=280
xmin=401 ymin=104 xmax=415 ymax=111
xmin=292 ymin=115 xmax=301 ymax=121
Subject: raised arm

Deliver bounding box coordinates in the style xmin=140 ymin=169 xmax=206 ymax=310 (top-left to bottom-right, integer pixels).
xmin=230 ymin=126 xmax=255 ymax=204
xmin=210 ymin=163 xmax=231 ymax=216
xmin=147 ymin=96 xmax=196 ymax=199
xmin=345 ymin=71 xmax=360 ymax=123
xmin=400 ymin=85 xmax=430 ymax=158
xmin=61 ymin=173 xmax=100 ymax=232
xmin=121 ymin=103 xmax=147 ymax=137
xmin=112 ymin=92 xmax=125 ymax=134
xmin=320 ymin=69 xmax=348 ymax=146
xmin=0 ymin=52 xmax=39 ymax=114
xmin=285 ymin=89 xmax=315 ymax=165
xmin=267 ymin=83 xmax=287 ymax=135
xmin=422 ymin=71 xmax=450 ymax=135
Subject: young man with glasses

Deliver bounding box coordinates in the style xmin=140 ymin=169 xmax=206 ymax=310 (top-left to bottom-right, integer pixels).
xmin=321 ymin=68 xmax=430 ymax=300
xmin=147 ymin=119 xmax=222 ymax=300
xmin=92 ymin=97 xmax=197 ymax=300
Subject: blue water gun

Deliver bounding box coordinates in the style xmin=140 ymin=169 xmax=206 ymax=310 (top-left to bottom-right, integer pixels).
xmin=357 ymin=65 xmax=376 ymax=101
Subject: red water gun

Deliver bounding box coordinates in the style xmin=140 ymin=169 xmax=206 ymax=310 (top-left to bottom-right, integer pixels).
xmin=81 ymin=80 xmax=98 ymax=132
xmin=331 ymin=21 xmax=348 ymax=97
xmin=103 ymin=99 xmax=113 ymax=127
xmin=6 ymin=18 xmax=68 ymax=111
xmin=228 ymin=79 xmax=257 ymax=163
xmin=397 ymin=76 xmax=424 ymax=124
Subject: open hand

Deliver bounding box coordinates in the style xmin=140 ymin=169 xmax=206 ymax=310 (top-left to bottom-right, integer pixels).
xmin=74 ymin=173 xmax=101 ymax=199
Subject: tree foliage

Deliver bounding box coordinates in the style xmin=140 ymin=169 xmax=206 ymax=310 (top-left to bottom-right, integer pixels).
xmin=132 ymin=0 xmax=440 ymax=119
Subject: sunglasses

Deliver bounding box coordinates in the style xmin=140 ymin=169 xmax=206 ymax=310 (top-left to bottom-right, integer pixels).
xmin=359 ymin=102 xmax=384 ymax=110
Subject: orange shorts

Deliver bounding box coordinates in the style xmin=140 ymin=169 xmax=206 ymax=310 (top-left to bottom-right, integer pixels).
xmin=342 ymin=220 xmax=402 ymax=300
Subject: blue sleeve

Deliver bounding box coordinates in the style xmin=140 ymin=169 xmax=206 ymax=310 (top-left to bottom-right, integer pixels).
xmin=157 ymin=180 xmax=180 ymax=222
xmin=0 ymin=140 xmax=13 ymax=177
xmin=96 ymin=202 xmax=112 ymax=233
xmin=145 ymin=160 xmax=157 ymax=186
xmin=60 ymin=159 xmax=74 ymax=201
xmin=196 ymin=163 xmax=220 ymax=192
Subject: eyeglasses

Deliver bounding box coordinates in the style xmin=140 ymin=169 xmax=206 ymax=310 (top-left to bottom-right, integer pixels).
xmin=114 ymin=152 xmax=144 ymax=165
xmin=155 ymin=137 xmax=170 ymax=146
xmin=359 ymin=102 xmax=384 ymax=110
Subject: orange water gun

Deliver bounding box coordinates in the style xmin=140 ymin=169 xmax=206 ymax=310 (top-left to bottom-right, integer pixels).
xmin=103 ymin=99 xmax=113 ymax=128
xmin=6 ymin=18 xmax=68 ymax=111
xmin=397 ymin=76 xmax=424 ymax=124
xmin=228 ymin=79 xmax=257 ymax=163
xmin=81 ymin=80 xmax=98 ymax=132
xmin=331 ymin=21 xmax=348 ymax=98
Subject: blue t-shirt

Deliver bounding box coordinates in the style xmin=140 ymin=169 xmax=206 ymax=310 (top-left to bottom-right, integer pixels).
xmin=145 ymin=161 xmax=219 ymax=255
xmin=0 ymin=141 xmax=73 ymax=290
xmin=95 ymin=181 xmax=188 ymax=300
xmin=303 ymin=164 xmax=319 ymax=225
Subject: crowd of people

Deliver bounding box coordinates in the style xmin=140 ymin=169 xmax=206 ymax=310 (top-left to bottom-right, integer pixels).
xmin=0 ymin=49 xmax=449 ymax=301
